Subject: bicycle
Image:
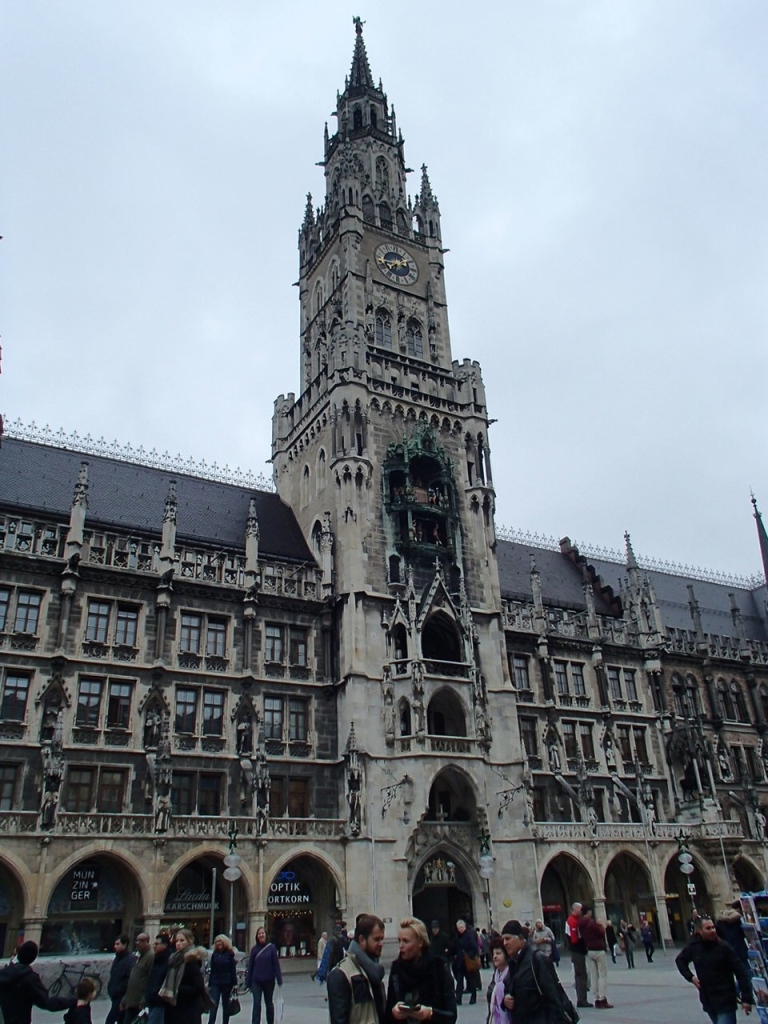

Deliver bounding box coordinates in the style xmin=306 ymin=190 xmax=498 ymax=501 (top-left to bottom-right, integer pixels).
xmin=49 ymin=960 xmax=103 ymax=998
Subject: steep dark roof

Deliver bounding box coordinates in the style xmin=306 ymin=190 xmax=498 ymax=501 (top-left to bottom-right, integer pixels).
xmin=0 ymin=438 xmax=314 ymax=563
xmin=497 ymin=537 xmax=768 ymax=643
xmin=496 ymin=540 xmax=616 ymax=616
xmin=590 ymin=555 xmax=768 ymax=643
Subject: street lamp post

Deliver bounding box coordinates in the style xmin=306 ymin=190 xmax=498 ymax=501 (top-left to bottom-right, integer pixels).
xmin=223 ymin=826 xmax=242 ymax=941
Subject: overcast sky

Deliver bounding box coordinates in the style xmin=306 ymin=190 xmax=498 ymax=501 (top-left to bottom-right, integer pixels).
xmin=3 ymin=2 xmax=767 ymax=580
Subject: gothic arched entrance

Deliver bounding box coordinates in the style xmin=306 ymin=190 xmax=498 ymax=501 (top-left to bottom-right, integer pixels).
xmin=0 ymin=860 xmax=25 ymax=956
xmin=604 ymin=852 xmax=655 ymax=934
xmin=42 ymin=854 xmax=142 ymax=955
xmin=663 ymin=854 xmax=711 ymax=943
xmin=733 ymin=856 xmax=764 ymax=894
xmin=163 ymin=854 xmax=247 ymax=950
xmin=266 ymin=855 xmax=338 ymax=961
xmin=412 ymin=849 xmax=475 ymax=934
xmin=540 ymin=853 xmax=595 ymax=945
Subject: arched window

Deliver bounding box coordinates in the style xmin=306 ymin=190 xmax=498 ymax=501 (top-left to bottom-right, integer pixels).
xmin=330 ymin=261 xmax=340 ymax=291
xmin=717 ymin=679 xmax=735 ymax=720
xmin=388 ymin=554 xmax=401 ymax=584
xmin=378 ymin=203 xmax=392 ymax=230
xmin=313 ymin=281 xmax=324 ymax=316
xmin=406 ymin=318 xmax=423 ymax=358
xmin=399 ymin=698 xmax=412 ymax=736
xmin=685 ymin=674 xmax=702 ymax=716
xmin=376 ymin=156 xmax=389 ymax=192
xmin=427 ymin=689 xmax=467 ymax=737
xmin=370 ymin=106 xmax=378 ymax=129
xmin=353 ymin=106 xmax=363 ymax=129
xmin=300 ymin=465 xmax=310 ymax=508
xmin=413 ymin=214 xmax=424 ymax=236
xmin=732 ymin=681 xmax=749 ymax=723
xmin=671 ymin=673 xmax=687 ymax=717
xmin=375 ymin=308 xmax=392 ymax=349
xmin=391 ymin=623 xmax=407 ymax=661
xmin=421 ymin=612 xmax=462 ymax=667
xmin=362 ymin=195 xmax=375 ymax=224
xmin=396 ymin=209 xmax=408 ymax=234
xmin=317 ymin=448 xmax=326 ymax=490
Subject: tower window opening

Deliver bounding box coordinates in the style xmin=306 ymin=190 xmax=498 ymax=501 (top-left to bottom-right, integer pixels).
xmin=406 ymin=318 xmax=423 ymax=359
xmin=375 ymin=309 xmax=393 ymax=349
xmin=379 ymin=203 xmax=392 ymax=230
xmin=370 ymin=105 xmax=378 ymax=129
xmin=396 ymin=209 xmax=408 ymax=234
xmin=362 ymin=195 xmax=375 ymax=224
xmin=353 ymin=106 xmax=363 ymax=129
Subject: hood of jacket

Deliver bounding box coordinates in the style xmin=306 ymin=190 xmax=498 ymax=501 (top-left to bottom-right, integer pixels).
xmin=0 ymin=964 xmax=34 ymax=990
xmin=184 ymin=946 xmax=208 ymax=963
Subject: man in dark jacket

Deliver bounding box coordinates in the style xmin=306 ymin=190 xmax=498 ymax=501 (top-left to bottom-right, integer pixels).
xmin=327 ymin=914 xmax=386 ymax=1024
xmin=107 ymin=935 xmax=135 ymax=1024
xmin=0 ymin=940 xmax=73 ymax=1024
xmin=144 ymin=934 xmax=172 ymax=1024
xmin=429 ymin=921 xmax=450 ymax=960
xmin=501 ymin=920 xmax=566 ymax=1024
xmin=675 ymin=915 xmax=754 ymax=1024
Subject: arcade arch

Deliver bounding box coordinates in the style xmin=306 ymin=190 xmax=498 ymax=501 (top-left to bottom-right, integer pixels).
xmin=265 ymin=853 xmax=341 ymax=959
xmin=43 ymin=852 xmax=144 ymax=954
xmin=663 ymin=851 xmax=712 ymax=943
xmin=539 ymin=852 xmax=595 ymax=944
xmin=163 ymin=852 xmax=249 ymax=950
xmin=603 ymin=852 xmax=654 ymax=931
xmin=412 ymin=845 xmax=477 ymax=932
xmin=733 ymin=856 xmax=764 ymax=894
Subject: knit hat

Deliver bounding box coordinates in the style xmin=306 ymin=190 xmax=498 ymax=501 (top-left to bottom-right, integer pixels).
xmin=501 ymin=920 xmax=525 ymax=937
xmin=17 ymin=941 xmax=38 ymax=965
xmin=431 ymin=920 xmax=440 ymax=928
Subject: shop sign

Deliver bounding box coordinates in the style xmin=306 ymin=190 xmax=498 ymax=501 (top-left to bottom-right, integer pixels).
xmin=165 ymin=888 xmax=220 ymax=913
xmin=70 ymin=866 xmax=100 ymax=909
xmin=268 ymin=871 xmax=312 ymax=906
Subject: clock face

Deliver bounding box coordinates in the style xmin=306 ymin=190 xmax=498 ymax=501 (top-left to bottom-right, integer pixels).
xmin=375 ymin=243 xmax=419 ymax=285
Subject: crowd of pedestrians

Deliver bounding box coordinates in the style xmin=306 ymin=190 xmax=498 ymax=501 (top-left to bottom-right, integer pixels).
xmin=0 ymin=897 xmax=759 ymax=1024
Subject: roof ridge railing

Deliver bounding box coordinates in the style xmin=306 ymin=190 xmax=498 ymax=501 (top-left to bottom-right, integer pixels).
xmin=1 ymin=415 xmax=275 ymax=493
xmin=496 ymin=523 xmax=764 ymax=591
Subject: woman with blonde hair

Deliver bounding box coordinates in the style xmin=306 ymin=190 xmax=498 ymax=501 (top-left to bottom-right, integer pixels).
xmin=162 ymin=930 xmax=211 ymax=1024
xmin=386 ymin=917 xmax=456 ymax=1024
xmin=208 ymin=935 xmax=238 ymax=1024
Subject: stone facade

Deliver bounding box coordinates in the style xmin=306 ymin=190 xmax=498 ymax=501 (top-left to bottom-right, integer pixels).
xmin=1 ymin=21 xmax=767 ymax=959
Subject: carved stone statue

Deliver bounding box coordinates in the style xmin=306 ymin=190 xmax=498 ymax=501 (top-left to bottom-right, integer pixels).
xmin=236 ymin=716 xmax=254 ymax=756
xmin=144 ymin=708 xmax=161 ymax=750
xmin=143 ymin=752 xmax=156 ymax=803
xmin=155 ymin=795 xmax=172 ymax=833
xmin=548 ymin=742 xmax=561 ymax=773
xmin=604 ymin=739 xmax=616 ymax=769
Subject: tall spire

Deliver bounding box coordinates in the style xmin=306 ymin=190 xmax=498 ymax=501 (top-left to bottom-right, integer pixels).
xmin=752 ymin=493 xmax=768 ymax=585
xmin=349 ymin=16 xmax=374 ymax=90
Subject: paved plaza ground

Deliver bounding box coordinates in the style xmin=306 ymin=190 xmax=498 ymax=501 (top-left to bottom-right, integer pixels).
xmin=30 ymin=951 xmax=727 ymax=1024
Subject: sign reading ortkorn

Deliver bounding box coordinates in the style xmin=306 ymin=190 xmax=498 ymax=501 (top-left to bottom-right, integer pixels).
xmin=267 ymin=871 xmax=312 ymax=906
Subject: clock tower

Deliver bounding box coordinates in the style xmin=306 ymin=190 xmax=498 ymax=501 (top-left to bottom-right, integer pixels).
xmin=272 ymin=17 xmax=501 ymax=611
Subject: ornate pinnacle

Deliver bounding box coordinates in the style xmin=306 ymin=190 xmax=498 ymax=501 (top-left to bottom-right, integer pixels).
xmin=72 ymin=461 xmax=89 ymax=508
xmin=163 ymin=480 xmax=177 ymax=524
xmin=624 ymin=531 xmax=638 ymax=570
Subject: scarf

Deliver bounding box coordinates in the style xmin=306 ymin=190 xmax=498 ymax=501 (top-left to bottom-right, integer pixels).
xmin=391 ymin=949 xmax=438 ymax=999
xmin=348 ymin=940 xmax=385 ymax=986
xmin=159 ymin=948 xmax=188 ymax=1006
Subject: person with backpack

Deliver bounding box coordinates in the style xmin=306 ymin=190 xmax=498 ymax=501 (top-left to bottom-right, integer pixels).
xmin=501 ymin=920 xmax=572 ymax=1024
xmin=0 ymin=940 xmax=74 ymax=1024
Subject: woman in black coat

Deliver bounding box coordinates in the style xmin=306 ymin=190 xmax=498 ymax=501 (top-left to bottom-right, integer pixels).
xmin=386 ymin=917 xmax=457 ymax=1024
xmin=164 ymin=930 xmax=210 ymax=1024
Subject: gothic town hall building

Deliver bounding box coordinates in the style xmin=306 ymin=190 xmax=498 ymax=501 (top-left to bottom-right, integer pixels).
xmin=1 ymin=23 xmax=768 ymax=958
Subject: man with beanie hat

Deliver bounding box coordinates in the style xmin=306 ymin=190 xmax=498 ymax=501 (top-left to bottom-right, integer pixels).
xmin=0 ymin=941 xmax=74 ymax=1024
xmin=501 ymin=921 xmax=567 ymax=1024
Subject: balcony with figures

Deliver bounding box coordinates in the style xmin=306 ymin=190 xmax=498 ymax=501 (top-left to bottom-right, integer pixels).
xmin=383 ymin=429 xmax=459 ymax=570
xmin=394 ymin=684 xmax=476 ymax=755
